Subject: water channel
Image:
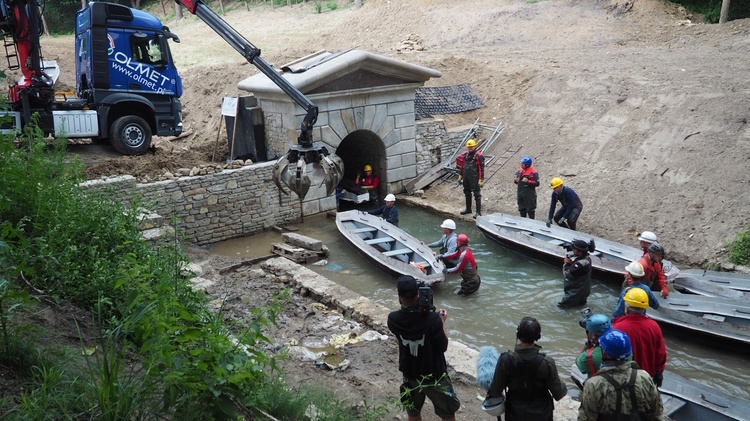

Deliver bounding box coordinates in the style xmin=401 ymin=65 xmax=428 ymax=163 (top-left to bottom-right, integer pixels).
xmin=210 ymin=205 xmax=750 ymax=400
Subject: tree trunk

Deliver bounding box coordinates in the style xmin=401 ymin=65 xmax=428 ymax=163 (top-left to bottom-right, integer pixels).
xmin=355 ymin=0 xmax=362 ymax=9
xmin=39 ymin=5 xmax=51 ymax=37
xmin=81 ymin=0 xmax=87 ymax=9
xmin=219 ymin=0 xmax=225 ymax=15
xmin=130 ymin=0 xmax=142 ymax=9
xmin=161 ymin=0 xmax=167 ymax=15
xmin=719 ymin=0 xmax=731 ymax=23
xmin=176 ymin=3 xmax=183 ymax=20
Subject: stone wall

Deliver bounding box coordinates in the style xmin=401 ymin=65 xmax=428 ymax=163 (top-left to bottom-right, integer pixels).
xmin=414 ymin=119 xmax=469 ymax=174
xmin=81 ymin=161 xmax=300 ymax=245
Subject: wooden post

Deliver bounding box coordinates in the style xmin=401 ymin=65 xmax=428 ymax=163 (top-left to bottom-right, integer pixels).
xmin=719 ymin=0 xmax=731 ymax=23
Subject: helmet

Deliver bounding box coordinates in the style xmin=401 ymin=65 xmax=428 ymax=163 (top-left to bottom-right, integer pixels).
xmin=384 ymin=194 xmax=396 ymax=202
xmin=363 ymin=164 xmax=373 ymax=172
xmin=440 ymin=219 xmax=456 ymax=230
xmin=457 ymin=233 xmax=469 ymax=246
xmin=521 ymin=156 xmax=533 ymax=166
xmin=648 ymin=243 xmax=665 ymax=256
xmin=623 ymin=287 xmax=649 ymax=309
xmin=637 ymin=231 xmax=658 ymax=243
xmin=466 ymin=139 xmax=477 ymax=147
xmin=586 ymin=314 xmax=612 ymax=337
xmin=599 ymin=329 xmax=632 ymax=360
xmin=625 ymin=261 xmax=645 ymax=278
xmin=549 ymin=177 xmax=564 ymax=188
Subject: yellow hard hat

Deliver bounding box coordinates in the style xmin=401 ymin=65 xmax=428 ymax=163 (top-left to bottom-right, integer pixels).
xmin=466 ymin=139 xmax=477 ymax=148
xmin=623 ymin=287 xmax=649 ymax=309
xmin=363 ymin=164 xmax=372 ymax=172
xmin=549 ymin=177 xmax=564 ymax=188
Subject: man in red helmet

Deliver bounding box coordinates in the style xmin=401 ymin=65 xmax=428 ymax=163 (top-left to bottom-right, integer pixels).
xmin=441 ymin=233 xmax=481 ymax=295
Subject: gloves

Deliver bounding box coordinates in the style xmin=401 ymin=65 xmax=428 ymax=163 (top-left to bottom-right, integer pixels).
xmin=545 ymin=219 xmax=552 ymax=228
xmin=661 ymin=289 xmax=669 ymax=298
xmin=478 ymin=179 xmax=484 ymax=188
xmin=653 ymin=371 xmax=664 ymax=388
xmin=442 ymin=268 xmax=448 ymax=274
xmin=559 ymin=218 xmax=567 ymax=226
xmin=437 ymin=254 xmax=443 ymax=261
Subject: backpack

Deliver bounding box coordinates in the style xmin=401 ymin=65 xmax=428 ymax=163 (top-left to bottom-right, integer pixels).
xmin=595 ymin=368 xmax=648 ymax=421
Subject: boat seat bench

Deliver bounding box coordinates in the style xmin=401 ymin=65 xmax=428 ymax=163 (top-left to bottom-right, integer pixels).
xmin=352 ymin=227 xmax=378 ymax=234
xmin=383 ymin=248 xmax=412 ymax=257
xmin=365 ymin=237 xmax=394 ymax=245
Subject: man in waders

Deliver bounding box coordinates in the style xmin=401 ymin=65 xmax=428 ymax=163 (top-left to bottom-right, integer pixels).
xmin=514 ymin=156 xmax=540 ymax=219
xmin=457 ymin=139 xmax=485 ymax=219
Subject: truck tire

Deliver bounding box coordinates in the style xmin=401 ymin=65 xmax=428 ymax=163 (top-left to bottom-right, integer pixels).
xmin=110 ymin=115 xmax=152 ymax=155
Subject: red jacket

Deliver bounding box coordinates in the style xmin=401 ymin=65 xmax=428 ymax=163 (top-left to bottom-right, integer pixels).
xmin=612 ymin=313 xmax=666 ymax=377
xmin=355 ymin=173 xmax=380 ymax=190
xmin=443 ymin=247 xmax=477 ymax=274
xmin=638 ymin=255 xmax=667 ymax=294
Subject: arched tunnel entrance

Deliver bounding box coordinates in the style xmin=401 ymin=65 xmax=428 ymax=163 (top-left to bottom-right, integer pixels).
xmin=336 ymin=129 xmax=386 ymax=203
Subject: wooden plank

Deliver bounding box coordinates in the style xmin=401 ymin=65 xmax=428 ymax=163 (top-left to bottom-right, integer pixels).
xmin=365 ymin=237 xmax=395 ymax=245
xmin=383 ymin=248 xmax=412 ymax=257
xmin=405 ymin=164 xmax=449 ymax=194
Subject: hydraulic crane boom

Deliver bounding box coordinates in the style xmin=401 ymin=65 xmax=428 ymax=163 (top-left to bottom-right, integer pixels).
xmin=176 ymin=0 xmax=342 ymax=199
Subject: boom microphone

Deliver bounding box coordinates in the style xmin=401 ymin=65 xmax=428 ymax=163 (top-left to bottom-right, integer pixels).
xmin=476 ymin=346 xmax=499 ymax=390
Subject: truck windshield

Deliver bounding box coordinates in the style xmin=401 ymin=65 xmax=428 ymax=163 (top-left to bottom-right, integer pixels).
xmin=130 ymin=32 xmax=164 ymax=66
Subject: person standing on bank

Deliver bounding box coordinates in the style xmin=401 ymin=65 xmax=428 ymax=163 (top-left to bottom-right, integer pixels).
xmin=423 ymin=219 xmax=459 ymax=268
xmin=355 ymin=164 xmax=380 ymax=204
xmin=546 ymin=177 xmax=583 ymax=230
xmin=486 ymin=317 xmax=567 ymax=421
xmin=577 ymin=329 xmax=664 ymax=420
xmin=367 ymin=194 xmax=399 ymax=226
xmin=387 ymin=275 xmax=461 ymax=421
xmin=441 ymin=233 xmax=481 ymax=295
xmin=558 ymin=239 xmax=593 ymax=308
xmin=514 ymin=156 xmax=540 ymax=219
xmin=457 ymin=138 xmax=485 ymax=219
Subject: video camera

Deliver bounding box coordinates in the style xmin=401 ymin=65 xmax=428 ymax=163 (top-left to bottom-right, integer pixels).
xmin=561 ymin=239 xmax=597 ymax=258
xmin=417 ymin=281 xmax=435 ymax=313
xmin=578 ymin=307 xmax=592 ymax=329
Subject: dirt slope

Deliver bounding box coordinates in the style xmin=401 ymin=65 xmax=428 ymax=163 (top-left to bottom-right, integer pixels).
xmin=42 ymin=0 xmax=750 ymax=266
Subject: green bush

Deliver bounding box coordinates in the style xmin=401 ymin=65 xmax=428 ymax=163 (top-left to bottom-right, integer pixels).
xmin=729 ymin=231 xmax=750 ymax=266
xmin=327 ymin=1 xmax=339 ymax=11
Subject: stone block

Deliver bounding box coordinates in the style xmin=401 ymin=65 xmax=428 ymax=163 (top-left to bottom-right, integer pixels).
xmin=283 ymin=232 xmax=323 ymax=251
xmin=394 ymin=113 xmax=415 ymax=128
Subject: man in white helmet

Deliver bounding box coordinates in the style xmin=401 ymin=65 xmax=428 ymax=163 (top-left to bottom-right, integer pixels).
xmin=636 ymin=231 xmax=658 ymax=256
xmin=423 ymin=219 xmax=459 ymax=268
xmin=367 ymin=194 xmax=399 ymax=226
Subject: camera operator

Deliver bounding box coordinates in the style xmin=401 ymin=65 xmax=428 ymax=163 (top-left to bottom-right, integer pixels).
xmin=576 ymin=313 xmax=614 ymax=378
xmin=387 ymin=275 xmax=460 ymax=420
xmin=557 ymin=239 xmax=593 ymax=308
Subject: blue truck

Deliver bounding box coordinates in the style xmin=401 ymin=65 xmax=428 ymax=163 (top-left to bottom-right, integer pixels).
xmin=0 ymin=1 xmax=182 ymax=155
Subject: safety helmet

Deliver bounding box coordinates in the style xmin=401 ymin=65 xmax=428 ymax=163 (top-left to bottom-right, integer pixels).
xmin=457 ymin=233 xmax=469 ymax=246
xmin=466 ymin=139 xmax=477 ymax=148
xmin=637 ymin=231 xmax=658 ymax=243
xmin=549 ymin=177 xmax=564 ymax=188
xmin=586 ymin=314 xmax=612 ymax=337
xmin=648 ymin=243 xmax=665 ymax=256
xmin=623 ymin=287 xmax=649 ymax=309
xmin=599 ymin=329 xmax=632 ymax=360
xmin=384 ymin=194 xmax=396 ymax=202
xmin=363 ymin=164 xmax=373 ymax=172
xmin=440 ymin=219 xmax=456 ymax=230
xmin=521 ymin=156 xmax=533 ymax=166
xmin=625 ymin=261 xmax=645 ymax=278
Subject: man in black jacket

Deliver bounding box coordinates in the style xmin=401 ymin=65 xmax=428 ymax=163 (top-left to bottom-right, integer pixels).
xmin=387 ymin=275 xmax=460 ymax=421
xmin=486 ymin=317 xmax=567 ymax=420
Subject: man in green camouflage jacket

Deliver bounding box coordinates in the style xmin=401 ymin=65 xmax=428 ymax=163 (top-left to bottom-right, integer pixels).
xmin=578 ymin=329 xmax=663 ymax=421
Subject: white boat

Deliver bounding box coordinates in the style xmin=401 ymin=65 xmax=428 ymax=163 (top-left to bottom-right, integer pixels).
xmin=475 ymin=213 xmax=679 ymax=283
xmin=679 ymin=269 xmax=750 ymax=293
xmin=660 ymin=291 xmax=750 ymax=327
xmin=673 ymin=276 xmax=750 ymax=300
xmin=335 ymin=210 xmax=445 ymax=285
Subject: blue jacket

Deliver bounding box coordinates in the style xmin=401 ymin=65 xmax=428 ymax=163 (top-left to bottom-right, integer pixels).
xmin=368 ymin=205 xmax=399 ymax=226
xmin=548 ymin=186 xmax=583 ymax=220
xmin=611 ymin=284 xmax=660 ymax=319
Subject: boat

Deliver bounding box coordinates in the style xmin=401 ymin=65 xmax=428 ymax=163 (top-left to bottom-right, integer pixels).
xmin=673 ymin=276 xmax=750 ymax=300
xmin=646 ymin=302 xmax=750 ymax=349
xmin=475 ymin=213 xmax=679 ymax=283
xmin=571 ymin=366 xmax=750 ymax=420
xmin=335 ymin=210 xmax=445 ymax=285
xmin=679 ymin=269 xmax=750 ymax=293
xmin=659 ymin=291 xmax=750 ymax=327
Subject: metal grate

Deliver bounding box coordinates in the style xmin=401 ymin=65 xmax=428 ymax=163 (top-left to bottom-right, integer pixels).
xmin=414 ymin=84 xmax=484 ymax=120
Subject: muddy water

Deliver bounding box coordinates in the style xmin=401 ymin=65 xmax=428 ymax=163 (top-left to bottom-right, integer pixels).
xmin=210 ymin=206 xmax=750 ymax=400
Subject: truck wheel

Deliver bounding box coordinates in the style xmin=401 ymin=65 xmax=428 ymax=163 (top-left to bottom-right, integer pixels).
xmin=111 ymin=116 xmax=152 ymax=155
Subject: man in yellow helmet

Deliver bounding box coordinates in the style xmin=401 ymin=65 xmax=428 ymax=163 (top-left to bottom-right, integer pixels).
xmin=612 ymin=288 xmax=667 ymax=387
xmin=457 ymin=139 xmax=485 ymax=219
xmin=355 ymin=164 xmax=380 ymax=204
xmin=546 ymin=177 xmax=583 ymax=230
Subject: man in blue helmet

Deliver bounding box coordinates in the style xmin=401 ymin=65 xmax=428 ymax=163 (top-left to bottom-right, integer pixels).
xmin=514 ymin=156 xmax=540 ymax=219
xmin=576 ymin=314 xmax=615 ymax=378
xmin=578 ymin=329 xmax=663 ymax=420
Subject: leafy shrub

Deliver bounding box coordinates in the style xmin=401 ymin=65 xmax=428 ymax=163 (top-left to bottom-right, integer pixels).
xmin=327 ymin=1 xmax=339 ymax=11
xmin=729 ymin=231 xmax=750 ymax=266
